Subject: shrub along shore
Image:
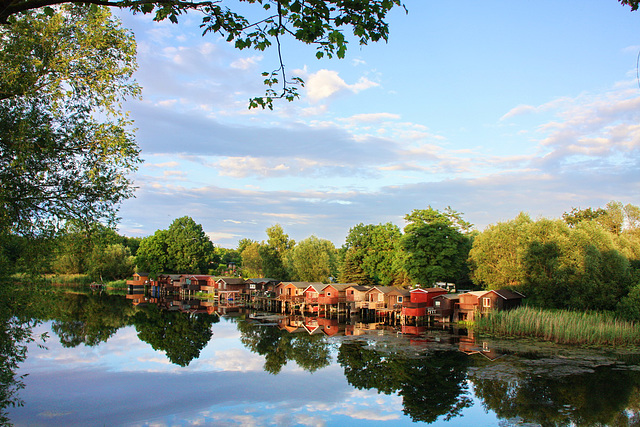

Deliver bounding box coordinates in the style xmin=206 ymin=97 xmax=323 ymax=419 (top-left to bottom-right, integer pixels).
xmin=474 ymin=306 xmax=640 ymax=347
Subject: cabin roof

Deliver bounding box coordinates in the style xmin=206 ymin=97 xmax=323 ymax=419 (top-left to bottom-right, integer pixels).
xmin=434 ymin=293 xmax=460 ymax=300
xmin=217 ymin=277 xmax=246 ymax=285
xmin=463 ymin=291 xmax=489 ymax=297
xmin=246 ymin=278 xmax=276 ymax=284
xmin=346 ymin=285 xmax=371 ymax=292
xmin=410 ymin=287 xmax=448 ymax=293
xmin=325 ymin=284 xmax=354 ymax=291
xmin=279 ymin=282 xmax=319 ymax=289
xmin=387 ymin=288 xmax=411 ymax=296
xmin=304 ymin=283 xmax=328 ymax=293
xmin=490 ymin=289 xmax=526 ymax=300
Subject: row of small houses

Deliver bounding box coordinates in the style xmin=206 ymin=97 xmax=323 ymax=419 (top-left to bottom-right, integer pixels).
xmin=126 ymin=273 xmax=524 ymax=323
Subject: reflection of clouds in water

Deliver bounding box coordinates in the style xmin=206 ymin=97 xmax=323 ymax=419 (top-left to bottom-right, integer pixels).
xmin=310 ymin=389 xmax=402 ymax=422
xmin=192 ymin=348 xmax=264 ymax=372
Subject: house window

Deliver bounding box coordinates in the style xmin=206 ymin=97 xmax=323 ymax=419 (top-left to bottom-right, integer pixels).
xmin=327 ymin=292 xmax=332 ymax=297
xmin=378 ymin=293 xmax=384 ymax=302
xmin=483 ymin=297 xmax=491 ymax=308
xmin=398 ymin=296 xmax=403 ymax=303
xmin=435 ymin=300 xmax=441 ymax=307
xmin=250 ymin=284 xmax=256 ymax=289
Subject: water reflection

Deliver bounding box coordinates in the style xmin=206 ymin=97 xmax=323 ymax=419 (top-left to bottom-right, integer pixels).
xmin=133 ymin=303 xmax=219 ymax=367
xmin=338 ymin=342 xmax=472 ymax=423
xmin=4 ymin=291 xmax=640 ymax=426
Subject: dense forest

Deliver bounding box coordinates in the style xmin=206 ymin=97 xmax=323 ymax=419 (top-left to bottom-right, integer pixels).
xmin=3 ymin=201 xmax=640 ymax=320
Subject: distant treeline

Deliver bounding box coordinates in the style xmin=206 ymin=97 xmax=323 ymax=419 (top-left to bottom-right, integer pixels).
xmin=3 ymin=201 xmax=640 ymax=319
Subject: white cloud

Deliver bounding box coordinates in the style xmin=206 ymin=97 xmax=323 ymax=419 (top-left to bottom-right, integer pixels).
xmin=230 ymin=55 xmax=263 ymax=70
xmin=305 ymin=69 xmax=379 ymax=102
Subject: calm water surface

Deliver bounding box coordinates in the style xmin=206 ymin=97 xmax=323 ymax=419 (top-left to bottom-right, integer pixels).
xmin=5 ymin=291 xmax=640 ymax=426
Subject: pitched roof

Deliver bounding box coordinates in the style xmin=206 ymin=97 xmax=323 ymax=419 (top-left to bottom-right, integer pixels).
xmin=217 ymin=277 xmax=246 ymax=285
xmin=304 ymin=283 xmax=329 ymax=293
xmin=346 ymin=285 xmax=371 ymax=292
xmin=279 ymin=282 xmax=319 ymax=289
xmin=435 ymin=293 xmax=460 ymax=300
xmin=410 ymin=287 xmax=448 ymax=293
xmin=491 ymin=289 xmax=526 ymax=299
xmin=325 ymin=284 xmax=354 ymax=291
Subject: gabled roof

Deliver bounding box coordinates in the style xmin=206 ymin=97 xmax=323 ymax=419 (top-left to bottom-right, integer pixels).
xmin=366 ymin=286 xmax=396 ymax=294
xmin=246 ymin=278 xmax=277 ymax=284
xmin=410 ymin=287 xmax=448 ymax=293
xmin=278 ymin=282 xmax=319 ymax=289
xmin=216 ymin=277 xmax=246 ymax=285
xmin=434 ymin=293 xmax=460 ymax=300
xmin=462 ymin=291 xmax=489 ymax=298
xmin=303 ymin=283 xmax=329 ymax=293
xmin=490 ymin=289 xmax=526 ymax=300
xmin=387 ymin=288 xmax=411 ymax=297
xmin=324 ymin=283 xmax=354 ymax=292
xmin=345 ymin=285 xmax=371 ymax=292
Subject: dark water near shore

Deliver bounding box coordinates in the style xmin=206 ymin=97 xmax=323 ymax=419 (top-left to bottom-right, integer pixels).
xmin=4 ymin=290 xmax=640 ymax=426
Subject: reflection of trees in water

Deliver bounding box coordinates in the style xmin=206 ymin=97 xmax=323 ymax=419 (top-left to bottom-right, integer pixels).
xmin=133 ymin=304 xmax=219 ymax=367
xmin=236 ymin=321 xmax=331 ymax=374
xmin=0 ymin=285 xmax=47 ymax=425
xmin=337 ymin=341 xmax=472 ymax=423
xmin=471 ymin=362 xmax=640 ymax=426
xmin=46 ymin=292 xmax=135 ymax=347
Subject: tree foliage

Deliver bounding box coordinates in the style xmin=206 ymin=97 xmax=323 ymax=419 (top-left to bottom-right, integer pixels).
xmin=340 ymin=222 xmax=404 ymax=286
xmin=136 ymin=216 xmax=217 ymax=274
xmin=1 ymin=1 xmax=405 ymax=109
xmin=402 ymin=207 xmax=472 ymax=286
xmin=0 ymin=6 xmax=141 ymax=237
xmin=286 ymin=235 xmax=337 ymax=282
xmin=469 ymin=203 xmax=640 ymax=313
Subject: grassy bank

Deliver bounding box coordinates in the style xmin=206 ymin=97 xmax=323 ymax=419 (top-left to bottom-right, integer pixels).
xmin=15 ymin=274 xmax=128 ymax=289
xmin=474 ymin=306 xmax=640 ymax=347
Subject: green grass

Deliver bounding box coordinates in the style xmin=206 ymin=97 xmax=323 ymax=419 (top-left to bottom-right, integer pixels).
xmin=474 ymin=306 xmax=640 ymax=347
xmin=105 ymin=279 xmax=127 ymax=289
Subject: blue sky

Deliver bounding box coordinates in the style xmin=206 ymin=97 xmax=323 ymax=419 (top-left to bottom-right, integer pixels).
xmin=115 ymin=1 xmax=640 ymax=248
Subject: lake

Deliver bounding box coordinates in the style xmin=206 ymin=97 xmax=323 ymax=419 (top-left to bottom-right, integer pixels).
xmin=4 ymin=290 xmax=640 ymax=426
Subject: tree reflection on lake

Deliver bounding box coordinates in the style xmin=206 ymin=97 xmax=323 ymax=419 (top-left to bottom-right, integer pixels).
xmin=4 ymin=291 xmax=640 ymax=426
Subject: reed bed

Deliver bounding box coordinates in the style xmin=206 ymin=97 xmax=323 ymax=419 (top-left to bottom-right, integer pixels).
xmin=474 ymin=306 xmax=640 ymax=347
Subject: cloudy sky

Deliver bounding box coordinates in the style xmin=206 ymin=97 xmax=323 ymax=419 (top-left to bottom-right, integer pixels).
xmin=114 ymin=1 xmax=640 ymax=248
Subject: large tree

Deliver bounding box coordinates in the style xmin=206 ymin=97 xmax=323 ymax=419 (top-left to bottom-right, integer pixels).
xmin=286 ymin=235 xmax=337 ymax=282
xmin=0 ymin=6 xmax=141 ymax=238
xmin=401 ymin=207 xmax=472 ymax=286
xmin=136 ymin=216 xmax=216 ymax=274
xmin=340 ymin=222 xmax=404 ymax=286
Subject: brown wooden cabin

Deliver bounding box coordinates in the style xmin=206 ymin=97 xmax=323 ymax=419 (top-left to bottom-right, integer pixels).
xmin=363 ymin=286 xmax=398 ymax=309
xmin=345 ymin=285 xmax=371 ymax=305
xmin=457 ymin=289 xmax=524 ymax=321
xmin=276 ymin=282 xmax=314 ymax=303
xmin=216 ymin=277 xmax=246 ymax=302
xmin=199 ymin=276 xmax=219 ymax=294
xmin=127 ymin=272 xmax=148 ymax=286
xmin=245 ymin=278 xmax=278 ymax=297
xmin=318 ymin=283 xmax=352 ymax=305
xmin=387 ymin=288 xmax=410 ymax=309
xmin=303 ymin=283 xmax=327 ymax=305
xmin=430 ymin=293 xmax=460 ymax=322
xmin=153 ymin=274 xmax=182 ymax=292
xmin=180 ymin=275 xmax=212 ymax=292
